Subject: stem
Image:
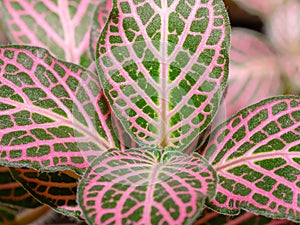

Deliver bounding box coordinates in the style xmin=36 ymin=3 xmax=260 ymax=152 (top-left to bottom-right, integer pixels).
xmin=0 ymin=205 xmax=51 ymax=225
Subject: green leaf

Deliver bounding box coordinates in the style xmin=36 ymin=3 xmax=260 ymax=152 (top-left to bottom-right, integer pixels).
xmin=78 ymin=148 xmax=217 ymax=225
xmin=203 ymin=96 xmax=300 ymax=222
xmin=96 ymin=0 xmax=230 ymax=151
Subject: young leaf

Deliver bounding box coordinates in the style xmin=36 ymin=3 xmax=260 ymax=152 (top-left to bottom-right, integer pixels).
xmin=0 ymin=166 xmax=41 ymax=208
xmin=90 ymin=0 xmax=112 ymax=60
xmin=78 ymin=149 xmax=217 ymax=225
xmin=10 ymin=168 xmax=82 ymax=218
xmin=96 ymin=0 xmax=230 ymax=150
xmin=0 ymin=46 xmax=118 ymax=174
xmin=0 ymin=0 xmax=99 ymax=67
xmin=195 ymin=208 xmax=296 ymax=225
xmin=223 ymin=28 xmax=281 ymax=117
xmin=203 ymin=96 xmax=300 ymax=222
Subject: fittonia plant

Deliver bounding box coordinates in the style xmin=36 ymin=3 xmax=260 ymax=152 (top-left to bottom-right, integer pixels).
xmin=0 ymin=0 xmax=299 ymax=224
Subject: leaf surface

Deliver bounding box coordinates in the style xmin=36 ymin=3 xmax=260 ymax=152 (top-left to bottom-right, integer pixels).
xmin=0 ymin=46 xmax=118 ymax=174
xmin=97 ymin=0 xmax=230 ymax=150
xmin=223 ymin=28 xmax=281 ymax=117
xmin=194 ymin=208 xmax=296 ymax=225
xmin=90 ymin=0 xmax=112 ymax=60
xmin=10 ymin=168 xmax=82 ymax=218
xmin=203 ymin=96 xmax=300 ymax=222
xmin=0 ymin=166 xmax=40 ymax=208
xmin=78 ymin=149 xmax=216 ymax=225
xmin=0 ymin=0 xmax=99 ymax=67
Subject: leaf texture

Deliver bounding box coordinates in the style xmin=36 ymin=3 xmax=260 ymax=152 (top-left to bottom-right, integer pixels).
xmin=96 ymin=0 xmax=230 ymax=150
xmin=78 ymin=149 xmax=216 ymax=225
xmin=0 ymin=46 xmax=118 ymax=174
xmin=0 ymin=0 xmax=99 ymax=67
xmin=194 ymin=209 xmax=296 ymax=225
xmin=203 ymin=96 xmax=300 ymax=222
xmin=90 ymin=0 xmax=112 ymax=60
xmin=0 ymin=166 xmax=40 ymax=208
xmin=10 ymin=168 xmax=82 ymax=218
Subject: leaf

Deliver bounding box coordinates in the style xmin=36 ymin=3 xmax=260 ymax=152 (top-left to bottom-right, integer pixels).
xmin=231 ymin=0 xmax=284 ymax=17
xmin=89 ymin=0 xmax=112 ymax=60
xmin=10 ymin=168 xmax=82 ymax=218
xmin=96 ymin=0 xmax=230 ymax=150
xmin=194 ymin=208 xmax=296 ymax=225
xmin=266 ymin=1 xmax=300 ymax=55
xmin=0 ymin=0 xmax=99 ymax=67
xmin=111 ymin=113 xmax=139 ymax=150
xmin=78 ymin=149 xmax=217 ymax=225
xmin=222 ymin=28 xmax=282 ymax=117
xmin=0 ymin=46 xmax=118 ymax=174
xmin=0 ymin=166 xmax=40 ymax=208
xmin=203 ymin=96 xmax=300 ymax=222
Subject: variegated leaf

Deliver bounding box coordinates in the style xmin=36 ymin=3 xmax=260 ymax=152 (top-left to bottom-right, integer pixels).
xmin=96 ymin=0 xmax=230 ymax=150
xmin=0 ymin=166 xmax=40 ymax=208
xmin=111 ymin=113 xmax=139 ymax=150
xmin=0 ymin=46 xmax=118 ymax=174
xmin=78 ymin=149 xmax=217 ymax=225
xmin=0 ymin=0 xmax=99 ymax=67
xmin=203 ymin=96 xmax=300 ymax=222
xmin=10 ymin=168 xmax=82 ymax=218
xmin=90 ymin=0 xmax=112 ymax=60
xmin=223 ymin=28 xmax=281 ymax=117
xmin=194 ymin=208 xmax=296 ymax=225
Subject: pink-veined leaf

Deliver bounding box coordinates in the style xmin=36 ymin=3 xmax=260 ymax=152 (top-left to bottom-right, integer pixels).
xmin=89 ymin=0 xmax=112 ymax=60
xmin=194 ymin=208 xmax=296 ymax=225
xmin=10 ymin=168 xmax=82 ymax=218
xmin=266 ymin=1 xmax=300 ymax=55
xmin=231 ymin=0 xmax=283 ymax=18
xmin=78 ymin=148 xmax=217 ymax=225
xmin=111 ymin=113 xmax=139 ymax=150
xmin=96 ymin=0 xmax=230 ymax=150
xmin=0 ymin=166 xmax=41 ymax=208
xmin=202 ymin=96 xmax=300 ymax=222
xmin=0 ymin=0 xmax=99 ymax=68
xmin=222 ymin=28 xmax=282 ymax=117
xmin=0 ymin=46 xmax=119 ymax=174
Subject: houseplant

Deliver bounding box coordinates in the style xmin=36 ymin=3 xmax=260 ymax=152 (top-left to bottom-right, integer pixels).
xmin=0 ymin=0 xmax=299 ymax=224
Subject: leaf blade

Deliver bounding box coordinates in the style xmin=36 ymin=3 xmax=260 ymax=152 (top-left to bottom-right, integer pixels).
xmin=96 ymin=0 xmax=230 ymax=150
xmin=1 ymin=0 xmax=99 ymax=67
xmin=10 ymin=168 xmax=82 ymax=218
xmin=0 ymin=46 xmax=118 ymax=174
xmin=0 ymin=166 xmax=41 ymax=208
xmin=203 ymin=96 xmax=300 ymax=222
xmin=78 ymin=149 xmax=217 ymax=225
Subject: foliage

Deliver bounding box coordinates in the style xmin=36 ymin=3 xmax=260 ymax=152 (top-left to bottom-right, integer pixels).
xmin=0 ymin=0 xmax=299 ymax=224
